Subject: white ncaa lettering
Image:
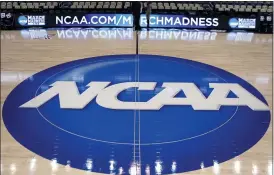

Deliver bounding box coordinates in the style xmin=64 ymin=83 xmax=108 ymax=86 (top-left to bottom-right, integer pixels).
xmin=96 ymin=82 xmax=156 ymax=110
xmin=20 ymin=81 xmax=110 ymax=109
xmin=207 ymin=83 xmax=269 ymax=110
xmin=146 ymin=83 xmax=208 ymax=110
xmin=19 ymin=81 xmax=269 ymax=111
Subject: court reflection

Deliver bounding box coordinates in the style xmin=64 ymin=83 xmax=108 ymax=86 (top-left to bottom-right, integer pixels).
xmin=1 ymin=28 xmax=272 ymax=43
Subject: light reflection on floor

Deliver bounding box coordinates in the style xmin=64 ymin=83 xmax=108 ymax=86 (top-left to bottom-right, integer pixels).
xmin=1 ymin=28 xmax=272 ymax=44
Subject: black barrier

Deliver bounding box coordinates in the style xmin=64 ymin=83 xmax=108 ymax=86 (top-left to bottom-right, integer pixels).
xmin=1 ymin=12 xmax=272 ymax=33
xmin=0 ymin=12 xmax=15 ymax=29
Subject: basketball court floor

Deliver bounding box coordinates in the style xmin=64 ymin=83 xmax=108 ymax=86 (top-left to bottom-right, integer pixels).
xmin=1 ymin=28 xmax=272 ymax=175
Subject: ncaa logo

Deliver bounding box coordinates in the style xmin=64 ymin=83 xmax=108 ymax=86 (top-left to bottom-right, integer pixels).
xmin=2 ymin=55 xmax=271 ymax=174
xmin=18 ymin=15 xmax=28 ymax=26
xmin=229 ymin=18 xmax=239 ymax=28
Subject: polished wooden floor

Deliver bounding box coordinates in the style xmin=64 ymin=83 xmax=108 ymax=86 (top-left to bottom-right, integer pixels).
xmin=1 ymin=29 xmax=272 ymax=175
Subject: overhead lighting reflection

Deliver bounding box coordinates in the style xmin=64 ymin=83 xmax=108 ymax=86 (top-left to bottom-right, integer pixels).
xmin=171 ymin=161 xmax=177 ymax=173
xmin=118 ymin=167 xmax=124 ymax=174
xmin=145 ymin=165 xmax=150 ymax=175
xmin=129 ymin=163 xmax=137 ymax=175
xmin=155 ymin=160 xmax=163 ymax=175
xmin=129 ymin=162 xmax=141 ymax=175
xmin=114 ymin=75 xmax=132 ymax=81
xmin=213 ymin=160 xmax=220 ymax=174
xmin=71 ymin=75 xmax=84 ymax=82
xmin=202 ymin=77 xmax=219 ymax=82
xmin=1 ymin=71 xmax=34 ymax=84
xmin=109 ymin=159 xmax=116 ymax=172
xmin=29 ymin=157 xmax=37 ymax=172
xmin=10 ymin=163 xmax=16 ymax=174
xmin=65 ymin=160 xmax=71 ymax=172
xmin=86 ymin=159 xmax=93 ymax=171
xmin=51 ymin=158 xmax=58 ymax=173
xmin=234 ymin=160 xmax=241 ymax=174
xmin=256 ymin=77 xmax=269 ymax=84
xmin=200 ymin=162 xmax=205 ymax=169
xmin=252 ymin=163 xmax=258 ymax=175
xmin=268 ymin=160 xmax=272 ymax=175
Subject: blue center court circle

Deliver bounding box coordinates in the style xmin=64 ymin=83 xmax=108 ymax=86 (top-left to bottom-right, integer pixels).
xmin=2 ymin=54 xmax=271 ymax=174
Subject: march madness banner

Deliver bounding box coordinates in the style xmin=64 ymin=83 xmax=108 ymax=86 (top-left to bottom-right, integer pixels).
xmin=53 ymin=14 xmax=222 ymax=29
xmin=14 ymin=13 xmax=259 ymax=31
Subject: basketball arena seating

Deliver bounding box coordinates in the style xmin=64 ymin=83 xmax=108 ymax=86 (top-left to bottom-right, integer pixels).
xmin=1 ymin=1 xmax=273 ymax=14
